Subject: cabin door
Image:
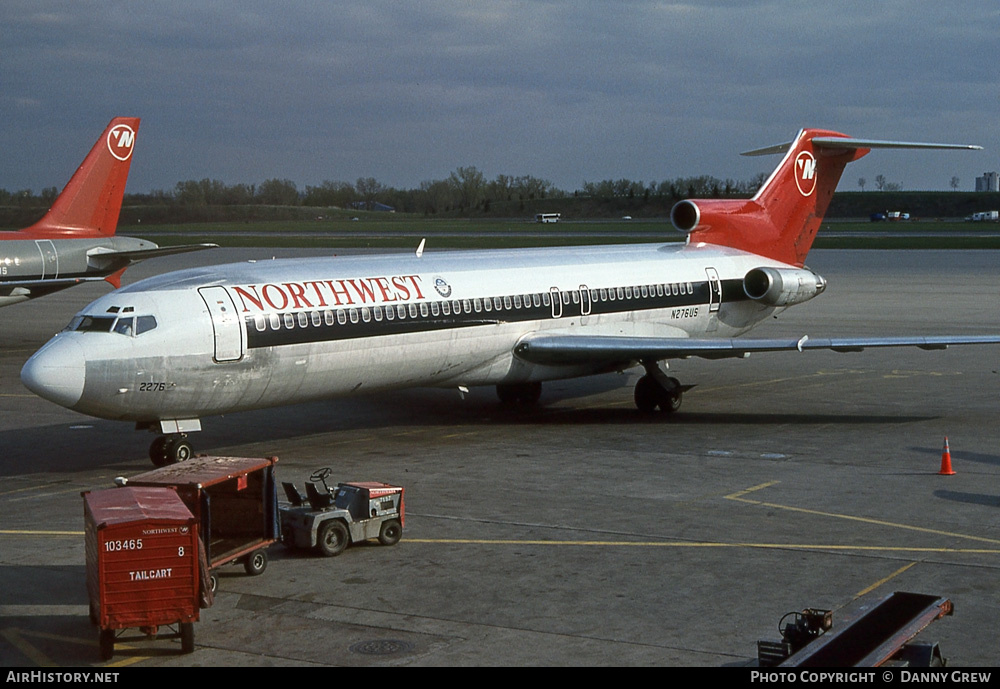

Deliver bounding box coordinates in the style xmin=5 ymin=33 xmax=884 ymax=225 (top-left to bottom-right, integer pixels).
xmin=198 ymin=286 xmax=245 ymax=362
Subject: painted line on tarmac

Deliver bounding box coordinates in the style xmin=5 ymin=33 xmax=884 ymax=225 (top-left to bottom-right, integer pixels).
xmin=725 ymin=481 xmax=1000 ymax=546
xmin=402 ymin=538 xmax=1000 ymax=554
xmin=1 ymin=627 xmax=146 ymax=668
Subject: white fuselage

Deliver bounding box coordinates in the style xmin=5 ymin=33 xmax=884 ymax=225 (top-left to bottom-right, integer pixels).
xmin=22 ymin=241 xmax=787 ymax=424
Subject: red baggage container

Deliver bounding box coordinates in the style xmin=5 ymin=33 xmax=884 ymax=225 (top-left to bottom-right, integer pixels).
xmin=83 ymin=487 xmax=200 ymax=659
xmin=127 ymin=456 xmax=280 ymax=583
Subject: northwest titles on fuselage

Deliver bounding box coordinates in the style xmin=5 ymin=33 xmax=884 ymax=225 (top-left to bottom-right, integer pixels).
xmin=231 ymin=274 xmax=426 ymax=312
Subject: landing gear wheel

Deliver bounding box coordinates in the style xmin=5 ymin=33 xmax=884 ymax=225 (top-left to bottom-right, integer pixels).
xmin=378 ymin=519 xmax=402 ymax=546
xmin=243 ymin=549 xmax=268 ymax=576
xmin=496 ymin=382 xmax=542 ymax=405
xmin=316 ymin=520 xmax=349 ymax=557
xmin=634 ymin=375 xmax=659 ymax=413
xmin=165 ymin=437 xmax=193 ymax=463
xmin=150 ymin=436 xmax=170 ymax=467
xmin=634 ymin=374 xmax=682 ymax=413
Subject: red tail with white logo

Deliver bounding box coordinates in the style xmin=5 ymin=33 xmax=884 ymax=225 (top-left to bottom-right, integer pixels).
xmin=22 ymin=117 xmax=140 ymax=239
xmin=671 ymin=128 xmax=866 ymax=267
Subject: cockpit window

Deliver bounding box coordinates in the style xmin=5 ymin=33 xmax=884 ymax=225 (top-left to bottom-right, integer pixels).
xmin=136 ymin=316 xmax=157 ymax=335
xmin=113 ymin=317 xmax=134 ymax=336
xmin=66 ymin=314 xmax=157 ymax=336
xmin=76 ymin=316 xmax=116 ymax=332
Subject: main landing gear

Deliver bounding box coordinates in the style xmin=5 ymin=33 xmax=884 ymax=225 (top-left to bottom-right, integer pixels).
xmin=634 ymin=361 xmax=686 ymax=414
xmin=496 ymin=381 xmax=543 ymax=405
xmin=149 ymin=435 xmax=194 ymax=467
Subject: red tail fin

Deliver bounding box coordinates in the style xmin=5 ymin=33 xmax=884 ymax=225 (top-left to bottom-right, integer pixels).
xmin=672 ymin=129 xmax=981 ymax=266
xmin=672 ymin=129 xmax=863 ymax=266
xmin=23 ymin=117 xmax=140 ymax=238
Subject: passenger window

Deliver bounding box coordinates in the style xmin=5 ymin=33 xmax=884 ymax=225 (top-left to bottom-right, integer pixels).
xmin=297 ymin=312 xmax=309 ymax=327
xmin=284 ymin=313 xmax=295 ymax=329
xmin=337 ymin=310 xmax=347 ymax=325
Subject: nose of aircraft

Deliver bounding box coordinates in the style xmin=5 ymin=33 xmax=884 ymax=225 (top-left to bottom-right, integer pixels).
xmin=21 ymin=337 xmax=86 ymax=408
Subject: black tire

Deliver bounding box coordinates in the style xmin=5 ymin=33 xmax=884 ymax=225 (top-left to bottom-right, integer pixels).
xmin=243 ymin=549 xmax=268 ymax=576
xmin=150 ymin=436 xmax=170 ymax=467
xmin=167 ymin=437 xmax=193 ymax=463
xmin=99 ymin=628 xmax=115 ymax=660
xmin=497 ymin=382 xmax=542 ymax=405
xmin=316 ymin=520 xmax=349 ymax=557
xmin=634 ymin=375 xmax=658 ymax=413
xmin=180 ymin=622 xmax=195 ymax=654
xmin=378 ymin=519 xmax=402 ymax=546
xmin=662 ymin=377 xmax=682 ymax=412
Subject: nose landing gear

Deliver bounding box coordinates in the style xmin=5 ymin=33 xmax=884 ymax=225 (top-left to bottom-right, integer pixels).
xmin=149 ymin=435 xmax=194 ymax=466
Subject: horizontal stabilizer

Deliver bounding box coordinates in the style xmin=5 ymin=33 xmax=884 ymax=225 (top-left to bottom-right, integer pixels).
xmin=743 ymin=136 xmax=982 ymax=157
xmin=514 ymin=333 xmax=1000 ymax=366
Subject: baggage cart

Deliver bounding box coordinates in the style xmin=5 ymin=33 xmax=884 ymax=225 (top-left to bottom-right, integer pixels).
xmin=84 ymin=487 xmax=200 ymax=660
xmin=127 ymin=456 xmax=280 ymax=585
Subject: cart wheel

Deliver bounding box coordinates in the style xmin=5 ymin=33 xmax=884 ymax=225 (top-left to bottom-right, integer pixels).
xmin=378 ymin=519 xmax=403 ymax=546
xmin=243 ymin=549 xmax=268 ymax=576
xmin=99 ymin=628 xmax=115 ymax=660
xmin=181 ymin=622 xmax=195 ymax=653
xmin=316 ymin=520 xmax=349 ymax=557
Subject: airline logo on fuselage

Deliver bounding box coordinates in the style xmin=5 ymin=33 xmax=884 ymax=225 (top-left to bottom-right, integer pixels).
xmin=794 ymin=151 xmax=817 ymax=196
xmin=231 ymin=275 xmax=426 ymax=312
xmin=107 ymin=124 xmax=136 ymax=161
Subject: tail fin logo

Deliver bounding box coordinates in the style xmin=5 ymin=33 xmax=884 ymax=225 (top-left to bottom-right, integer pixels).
xmin=106 ymin=124 xmax=136 ymax=161
xmin=794 ymin=151 xmax=817 ymax=197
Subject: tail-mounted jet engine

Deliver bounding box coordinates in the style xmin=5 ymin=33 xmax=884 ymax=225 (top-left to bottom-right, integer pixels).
xmin=743 ymin=267 xmax=826 ymax=307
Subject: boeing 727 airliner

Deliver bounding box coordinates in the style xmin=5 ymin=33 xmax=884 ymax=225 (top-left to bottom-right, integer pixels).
xmin=1 ymin=117 xmax=214 ymax=308
xmin=21 ymin=128 xmax=1000 ymax=465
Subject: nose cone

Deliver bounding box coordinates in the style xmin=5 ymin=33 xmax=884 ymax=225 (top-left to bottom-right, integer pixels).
xmin=21 ymin=337 xmax=86 ymax=408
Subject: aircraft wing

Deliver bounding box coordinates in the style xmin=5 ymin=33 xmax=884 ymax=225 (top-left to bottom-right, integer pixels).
xmin=513 ymin=333 xmax=1000 ymax=366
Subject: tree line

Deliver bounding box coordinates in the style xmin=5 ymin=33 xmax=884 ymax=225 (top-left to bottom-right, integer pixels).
xmin=1 ymin=167 xmax=771 ymax=219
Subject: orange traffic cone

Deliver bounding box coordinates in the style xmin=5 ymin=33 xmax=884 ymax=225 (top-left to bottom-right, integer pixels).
xmin=939 ymin=437 xmax=955 ymax=475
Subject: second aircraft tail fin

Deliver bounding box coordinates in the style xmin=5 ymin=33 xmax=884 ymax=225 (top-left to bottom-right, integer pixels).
xmin=22 ymin=117 xmax=140 ymax=239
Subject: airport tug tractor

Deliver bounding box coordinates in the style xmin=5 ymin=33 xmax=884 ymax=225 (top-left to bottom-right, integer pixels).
xmin=279 ymin=468 xmax=404 ymax=556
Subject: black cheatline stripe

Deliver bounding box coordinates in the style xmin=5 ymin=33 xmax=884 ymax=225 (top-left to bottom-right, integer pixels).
xmin=244 ymin=278 xmax=749 ymax=349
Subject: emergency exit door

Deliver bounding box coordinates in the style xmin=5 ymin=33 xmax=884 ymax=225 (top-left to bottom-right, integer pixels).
xmin=198 ymin=286 xmax=244 ymax=362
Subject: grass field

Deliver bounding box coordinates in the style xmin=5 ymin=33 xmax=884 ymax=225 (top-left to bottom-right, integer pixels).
xmin=123 ymin=218 xmax=1000 ymax=250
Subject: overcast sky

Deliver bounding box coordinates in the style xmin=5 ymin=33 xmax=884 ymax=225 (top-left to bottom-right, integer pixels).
xmin=2 ymin=1 xmax=997 ymax=197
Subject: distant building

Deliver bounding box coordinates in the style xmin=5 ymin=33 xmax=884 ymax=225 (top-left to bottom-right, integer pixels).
xmin=976 ymin=172 xmax=999 ymax=192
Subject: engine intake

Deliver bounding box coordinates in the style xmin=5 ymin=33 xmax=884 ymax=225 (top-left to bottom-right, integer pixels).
xmin=743 ymin=267 xmax=826 ymax=307
xmin=671 ymin=200 xmax=701 ymax=233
